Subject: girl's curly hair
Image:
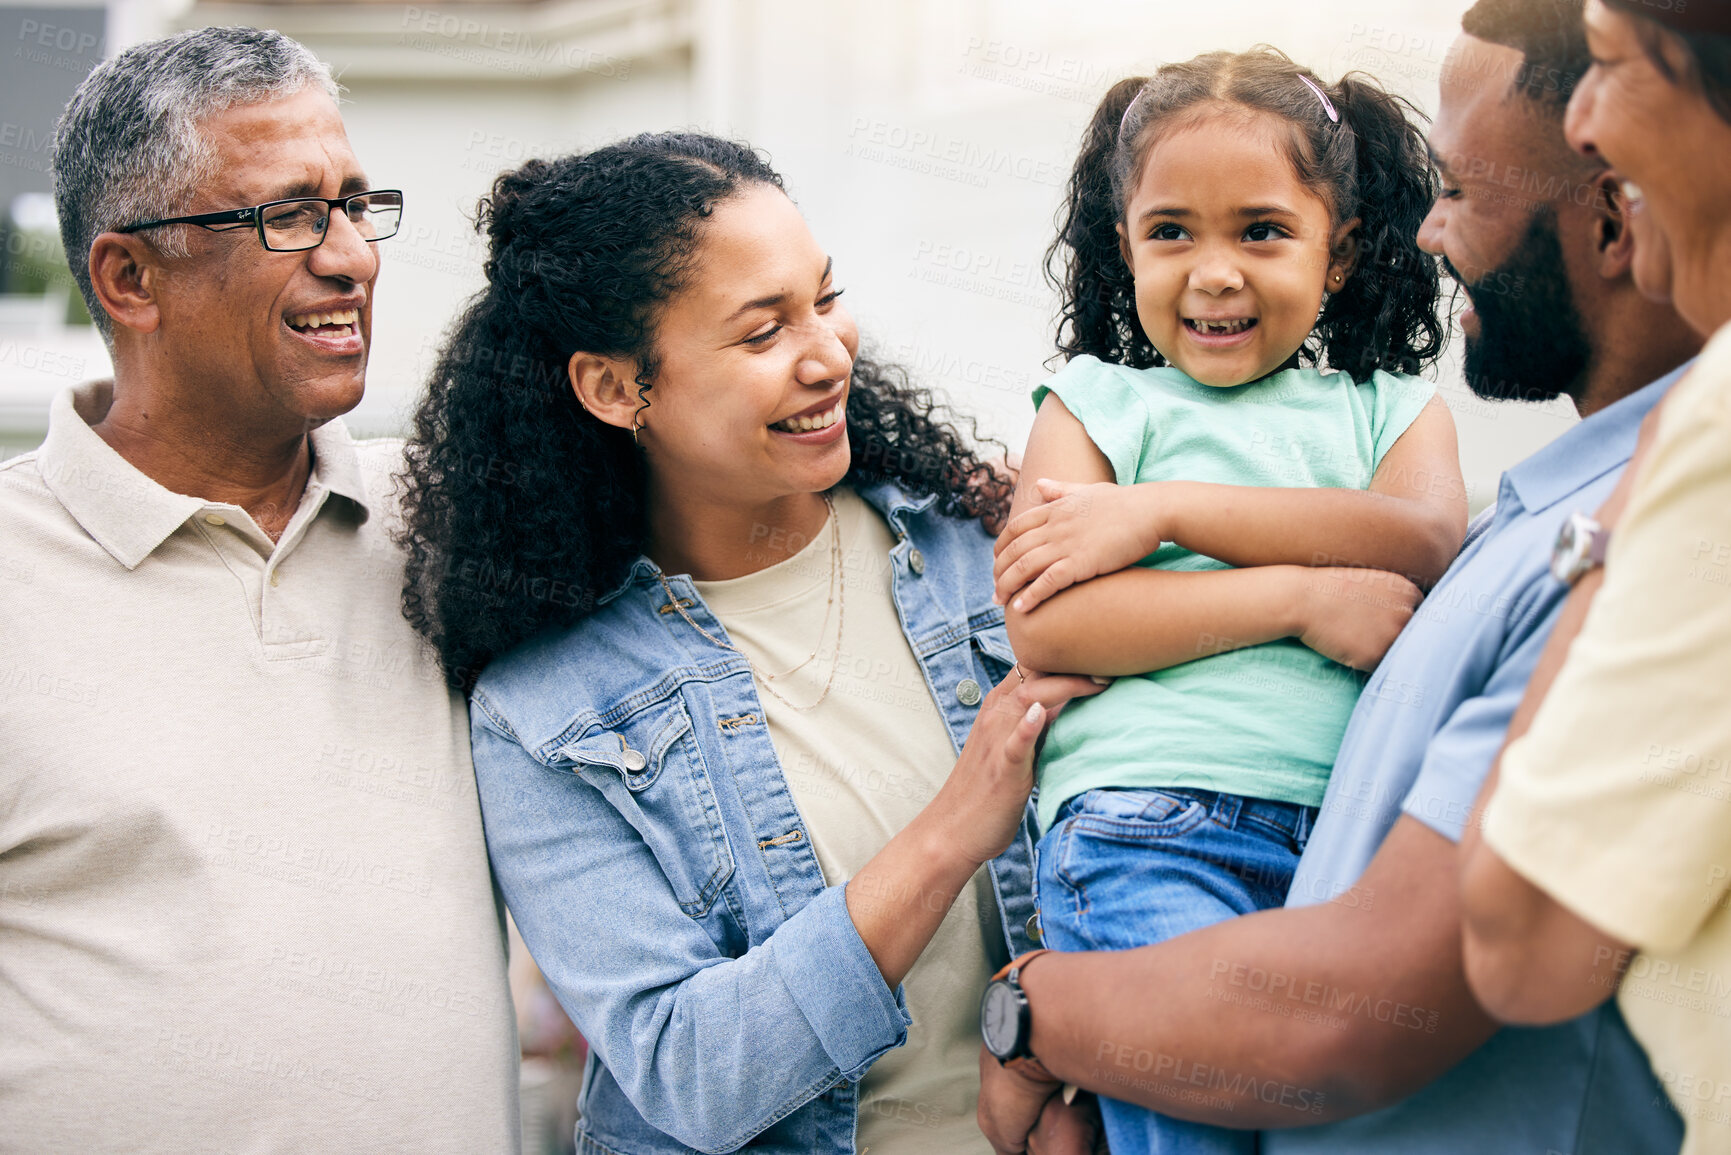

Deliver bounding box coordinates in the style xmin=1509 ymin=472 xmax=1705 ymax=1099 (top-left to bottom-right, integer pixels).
xmin=1048 ymin=48 xmax=1445 ymax=381
xmin=396 ymin=133 xmax=1009 ymax=687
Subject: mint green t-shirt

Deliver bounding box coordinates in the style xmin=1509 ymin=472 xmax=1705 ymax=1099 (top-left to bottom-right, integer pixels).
xmin=1031 ymin=354 xmax=1435 ymax=832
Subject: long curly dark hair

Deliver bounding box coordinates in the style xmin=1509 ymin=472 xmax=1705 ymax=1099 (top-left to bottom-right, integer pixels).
xmin=1047 ymin=48 xmax=1445 ymax=381
xmin=397 ymin=133 xmax=1010 ymax=687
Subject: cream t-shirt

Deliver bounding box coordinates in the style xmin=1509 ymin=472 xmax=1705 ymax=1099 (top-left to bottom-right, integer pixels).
xmin=1486 ymin=322 xmax=1731 ymax=1155
xmin=695 ymin=487 xmax=1006 ymax=1155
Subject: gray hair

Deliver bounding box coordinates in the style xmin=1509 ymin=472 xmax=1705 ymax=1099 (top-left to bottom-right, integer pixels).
xmin=51 ymin=26 xmax=339 ymax=340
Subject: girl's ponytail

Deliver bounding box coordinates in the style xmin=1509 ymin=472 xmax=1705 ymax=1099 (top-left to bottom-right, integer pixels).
xmin=1316 ymin=76 xmax=1445 ymax=380
xmin=1047 ymin=76 xmax=1158 ymax=369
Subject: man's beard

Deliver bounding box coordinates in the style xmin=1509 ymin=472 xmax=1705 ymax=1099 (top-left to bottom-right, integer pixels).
xmin=1451 ymin=209 xmax=1591 ymax=403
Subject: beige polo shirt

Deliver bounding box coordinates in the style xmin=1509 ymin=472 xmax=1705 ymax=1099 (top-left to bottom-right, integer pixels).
xmin=1485 ymin=323 xmax=1731 ymax=1155
xmin=0 ymin=383 xmax=519 ymax=1152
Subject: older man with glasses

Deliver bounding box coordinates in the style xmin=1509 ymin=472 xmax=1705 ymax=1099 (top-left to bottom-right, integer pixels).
xmin=0 ymin=27 xmax=518 ymax=1151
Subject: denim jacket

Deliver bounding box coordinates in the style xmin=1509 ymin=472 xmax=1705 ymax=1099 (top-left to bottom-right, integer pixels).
xmin=471 ymin=483 xmax=1039 ymax=1155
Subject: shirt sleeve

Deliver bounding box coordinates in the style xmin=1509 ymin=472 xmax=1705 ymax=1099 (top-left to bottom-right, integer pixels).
xmin=469 ymin=708 xmax=910 ymax=1153
xmin=1033 ymin=355 xmax=1152 ymax=485
xmin=1366 ymin=371 xmax=1438 ymax=470
xmin=1401 ymin=581 xmax=1565 ymax=843
xmin=1484 ymin=351 xmax=1731 ymax=954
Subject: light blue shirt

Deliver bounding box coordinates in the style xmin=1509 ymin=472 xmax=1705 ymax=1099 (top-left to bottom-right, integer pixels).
xmin=1265 ymin=365 xmax=1691 ymax=1155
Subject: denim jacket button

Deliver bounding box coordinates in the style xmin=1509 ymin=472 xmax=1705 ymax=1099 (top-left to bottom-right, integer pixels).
xmin=1026 ymin=913 xmax=1042 ymax=943
xmin=621 ymin=748 xmax=647 ymax=772
xmin=908 ymin=548 xmax=926 ymax=575
xmin=956 ymin=678 xmax=983 ymax=707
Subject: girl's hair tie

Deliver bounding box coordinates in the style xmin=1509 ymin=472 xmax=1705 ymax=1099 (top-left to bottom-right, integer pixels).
xmin=1299 ymin=75 xmax=1340 ymax=124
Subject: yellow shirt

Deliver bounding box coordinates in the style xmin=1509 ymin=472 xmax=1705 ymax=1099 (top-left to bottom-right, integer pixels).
xmin=1486 ymin=322 xmax=1731 ymax=1155
xmin=695 ymin=487 xmax=1005 ymax=1155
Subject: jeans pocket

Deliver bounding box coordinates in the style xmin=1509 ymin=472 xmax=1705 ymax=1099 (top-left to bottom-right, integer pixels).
xmin=1052 ymin=788 xmax=1211 ymax=894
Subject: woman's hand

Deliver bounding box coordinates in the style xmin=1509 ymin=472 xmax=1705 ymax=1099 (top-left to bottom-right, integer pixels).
xmin=847 ymin=666 xmax=1104 ymax=988
xmin=1294 ymin=566 xmax=1421 ymax=672
xmin=994 ymin=479 xmax=1166 ymax=611
xmin=928 ymin=667 xmax=1107 ymax=870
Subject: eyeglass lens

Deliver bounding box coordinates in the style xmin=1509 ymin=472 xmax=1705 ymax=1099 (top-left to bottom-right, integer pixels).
xmin=261 ymin=191 xmax=403 ymax=251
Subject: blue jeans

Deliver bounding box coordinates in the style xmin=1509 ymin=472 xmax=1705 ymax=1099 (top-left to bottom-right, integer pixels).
xmin=1034 ymin=787 xmax=1317 ymax=1155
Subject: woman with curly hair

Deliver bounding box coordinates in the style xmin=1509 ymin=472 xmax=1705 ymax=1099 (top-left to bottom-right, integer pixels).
xmin=396 ymin=133 xmax=1102 ymax=1155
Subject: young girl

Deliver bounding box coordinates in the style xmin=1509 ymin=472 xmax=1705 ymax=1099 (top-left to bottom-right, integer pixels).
xmin=993 ymin=49 xmax=1467 ymax=1154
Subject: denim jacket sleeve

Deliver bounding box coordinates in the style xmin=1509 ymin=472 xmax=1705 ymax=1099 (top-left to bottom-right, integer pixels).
xmin=470 ymin=708 xmax=911 ymax=1154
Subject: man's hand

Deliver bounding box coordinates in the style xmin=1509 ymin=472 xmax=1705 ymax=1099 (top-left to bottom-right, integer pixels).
xmin=978 ymin=1047 xmax=1065 ymax=1154
xmin=1027 ymin=1089 xmax=1106 ymax=1155
xmin=994 ymin=478 xmax=1164 ymax=611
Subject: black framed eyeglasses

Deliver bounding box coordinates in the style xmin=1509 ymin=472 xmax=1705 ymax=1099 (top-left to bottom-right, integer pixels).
xmin=117 ymin=189 xmax=404 ymax=253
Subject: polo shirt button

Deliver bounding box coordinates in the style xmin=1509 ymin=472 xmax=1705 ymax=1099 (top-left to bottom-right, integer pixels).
xmin=204 ymin=513 xmax=225 ymax=526
xmin=956 ymin=678 xmax=982 ymax=707
xmin=1026 ymin=913 xmax=1042 ymax=943
xmin=269 ymin=571 xmax=280 ymax=587
xmin=909 ymin=548 xmax=925 ymax=575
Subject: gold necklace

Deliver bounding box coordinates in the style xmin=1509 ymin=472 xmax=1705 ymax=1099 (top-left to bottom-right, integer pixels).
xmin=655 ymin=492 xmax=845 ymax=711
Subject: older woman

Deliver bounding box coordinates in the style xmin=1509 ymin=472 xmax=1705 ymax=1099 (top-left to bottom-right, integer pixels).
xmin=1459 ymin=6 xmax=1731 ymax=1155
xmin=396 ymin=133 xmax=1103 ymax=1155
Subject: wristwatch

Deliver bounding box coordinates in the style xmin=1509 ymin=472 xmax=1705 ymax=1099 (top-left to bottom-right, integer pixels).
xmin=981 ymin=950 xmax=1050 ymax=1066
xmin=1551 ymin=512 xmax=1611 ymax=586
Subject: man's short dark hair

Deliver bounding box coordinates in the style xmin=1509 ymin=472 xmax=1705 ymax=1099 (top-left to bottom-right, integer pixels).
xmin=1462 ymin=0 xmax=1593 ymax=109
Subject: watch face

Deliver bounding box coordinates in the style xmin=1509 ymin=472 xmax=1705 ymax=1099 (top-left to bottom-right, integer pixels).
xmin=1552 ymin=514 xmax=1595 ymax=584
xmin=1553 ymin=519 xmax=1582 ymax=583
xmin=981 ymin=981 xmax=1019 ymax=1056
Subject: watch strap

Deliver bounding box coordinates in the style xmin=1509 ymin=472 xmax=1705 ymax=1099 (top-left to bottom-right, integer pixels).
xmin=1587 ymin=521 xmax=1611 ymax=566
xmin=991 ymin=948 xmax=1051 ymax=984
xmin=985 ymin=949 xmax=1052 ymax=1067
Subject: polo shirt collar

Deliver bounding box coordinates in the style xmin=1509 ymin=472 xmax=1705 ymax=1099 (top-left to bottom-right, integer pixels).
xmin=40 ymin=381 xmax=374 ymax=570
xmin=1497 ymin=360 xmax=1693 ymax=517
xmin=306 ymin=415 xmax=373 ymax=516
